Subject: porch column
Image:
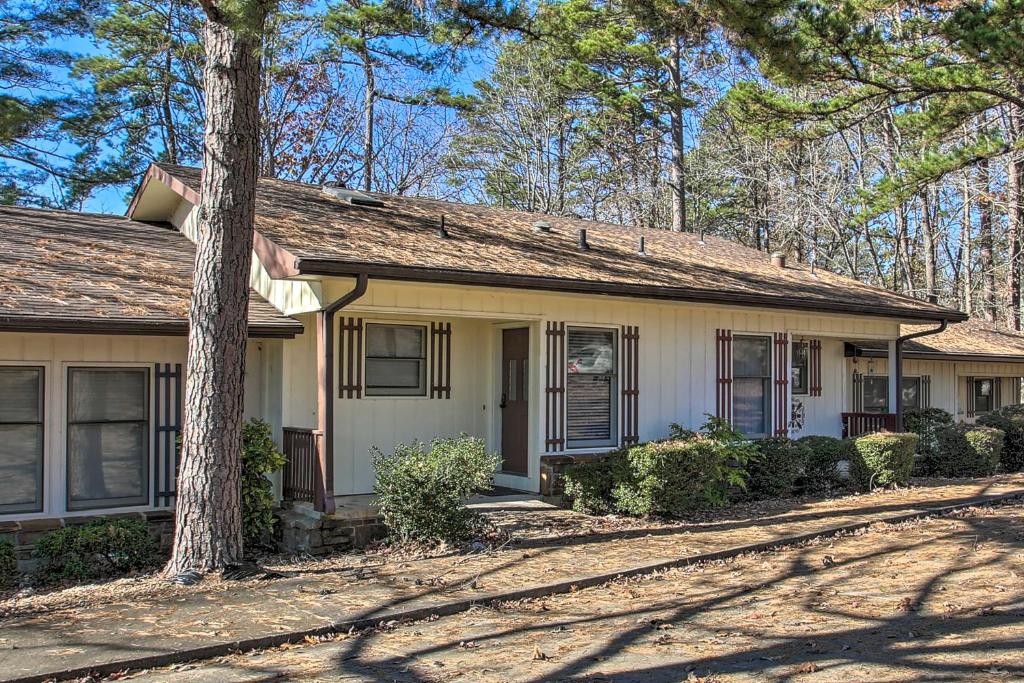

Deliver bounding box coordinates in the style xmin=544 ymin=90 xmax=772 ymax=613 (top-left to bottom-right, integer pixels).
xmin=316 ymin=309 xmax=337 ymax=514
xmin=888 ymin=339 xmax=900 ymax=431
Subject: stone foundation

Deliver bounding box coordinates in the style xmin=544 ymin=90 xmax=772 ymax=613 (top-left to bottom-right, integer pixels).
xmin=0 ymin=510 xmax=176 ymax=573
xmin=540 ymin=453 xmax=613 ymax=496
xmin=276 ymin=502 xmax=387 ymax=556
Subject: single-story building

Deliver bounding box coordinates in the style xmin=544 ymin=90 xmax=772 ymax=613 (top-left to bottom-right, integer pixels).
xmin=1 ymin=161 xmax=996 ymax=548
xmin=845 ymin=319 xmax=1024 ymax=425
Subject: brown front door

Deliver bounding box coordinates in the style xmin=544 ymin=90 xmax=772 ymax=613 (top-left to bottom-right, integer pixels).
xmin=501 ymin=327 xmax=530 ymax=474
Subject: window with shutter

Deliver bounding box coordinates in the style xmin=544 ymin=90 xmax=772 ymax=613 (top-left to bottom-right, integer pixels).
xmin=733 ymin=335 xmax=771 ymax=438
xmin=566 ymin=327 xmax=617 ymax=448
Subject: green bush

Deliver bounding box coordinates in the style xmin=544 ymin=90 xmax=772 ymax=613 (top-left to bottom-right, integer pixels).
xmin=35 ymin=519 xmax=155 ymax=582
xmin=977 ymin=408 xmax=1024 ymax=472
xmin=612 ymin=435 xmax=750 ymax=516
xmin=932 ymin=425 xmax=1003 ymax=478
xmin=903 ymin=408 xmax=954 ymax=475
xmin=0 ymin=540 xmax=16 ymax=588
xmin=241 ymin=419 xmax=287 ymax=549
xmin=372 ymin=435 xmax=501 ymax=544
xmin=796 ymin=436 xmax=855 ymax=493
xmin=562 ymin=451 xmax=628 ymax=515
xmin=850 ymin=433 xmax=919 ymax=489
xmin=747 ymin=438 xmax=810 ymax=498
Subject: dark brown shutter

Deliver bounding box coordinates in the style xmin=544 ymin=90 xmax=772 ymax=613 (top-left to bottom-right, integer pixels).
xmin=809 ymin=339 xmax=823 ymax=397
xmin=994 ymin=377 xmax=1003 ymax=410
xmin=773 ymin=332 xmax=789 ymax=437
xmin=339 ymin=317 xmax=363 ymax=398
xmin=430 ymin=322 xmax=452 ymax=399
xmin=1013 ymin=377 xmax=1022 ymax=405
xmin=621 ymin=325 xmax=639 ymax=446
xmin=715 ymin=329 xmax=733 ymax=422
xmin=154 ymin=362 xmax=183 ymax=508
xmin=921 ymin=375 xmax=931 ymax=408
xmin=966 ymin=376 xmax=975 ymax=418
xmin=545 ymin=322 xmax=566 ymax=452
xmin=852 ymin=371 xmax=864 ymax=411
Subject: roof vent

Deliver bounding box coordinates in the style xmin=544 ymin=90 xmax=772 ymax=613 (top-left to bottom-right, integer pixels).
xmin=578 ymin=228 xmax=590 ymax=251
xmin=437 ymin=214 xmax=450 ymax=239
xmin=533 ymin=220 xmax=553 ymax=233
xmin=771 ymin=251 xmax=787 ymax=268
xmin=637 ymin=235 xmax=648 ymax=257
xmin=322 ymin=185 xmax=385 ymax=208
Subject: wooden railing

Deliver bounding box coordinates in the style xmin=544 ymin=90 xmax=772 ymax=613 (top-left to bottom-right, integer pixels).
xmin=841 ymin=412 xmax=897 ymax=438
xmin=282 ymin=427 xmax=323 ymax=508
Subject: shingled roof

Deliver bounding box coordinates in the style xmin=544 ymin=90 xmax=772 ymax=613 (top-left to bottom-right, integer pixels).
xmin=140 ymin=163 xmax=966 ymax=323
xmin=0 ymin=205 xmax=302 ymax=337
xmin=851 ymin=319 xmax=1024 ymax=362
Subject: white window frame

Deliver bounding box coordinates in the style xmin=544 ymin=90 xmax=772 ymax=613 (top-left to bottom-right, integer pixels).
xmin=362 ymin=321 xmax=430 ymax=399
xmin=731 ymin=333 xmax=774 ymax=439
xmin=0 ymin=364 xmax=46 ymax=514
xmin=565 ymin=324 xmax=619 ymax=451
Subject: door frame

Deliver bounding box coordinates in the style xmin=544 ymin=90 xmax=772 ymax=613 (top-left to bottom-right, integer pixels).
xmin=491 ymin=322 xmax=540 ymax=493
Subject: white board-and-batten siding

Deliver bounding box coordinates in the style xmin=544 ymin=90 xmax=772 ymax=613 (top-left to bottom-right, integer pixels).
xmin=282 ymin=278 xmax=901 ymax=495
xmin=0 ymin=332 xmax=279 ymax=520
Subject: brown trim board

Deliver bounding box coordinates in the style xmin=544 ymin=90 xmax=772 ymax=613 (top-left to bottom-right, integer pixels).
xmin=0 ymin=316 xmax=303 ymax=339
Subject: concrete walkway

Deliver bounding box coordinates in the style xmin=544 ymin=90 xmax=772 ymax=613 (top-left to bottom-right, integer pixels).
xmin=2 ymin=476 xmax=1023 ymax=682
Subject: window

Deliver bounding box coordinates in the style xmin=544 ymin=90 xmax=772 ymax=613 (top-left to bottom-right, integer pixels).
xmin=862 ymin=375 xmax=921 ymax=413
xmin=733 ymin=335 xmax=771 ymax=437
xmin=67 ymin=368 xmax=149 ymax=511
xmin=791 ymin=341 xmax=808 ymax=395
xmin=974 ymin=378 xmax=994 ymax=414
xmin=0 ymin=367 xmax=44 ymax=513
xmin=566 ymin=327 xmax=617 ymax=448
xmin=365 ymin=324 xmax=427 ymax=396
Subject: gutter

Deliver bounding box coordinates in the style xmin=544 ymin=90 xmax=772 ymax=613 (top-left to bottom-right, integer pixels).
xmin=895 ymin=319 xmax=949 ymax=431
xmin=315 ymin=274 xmax=369 ymax=515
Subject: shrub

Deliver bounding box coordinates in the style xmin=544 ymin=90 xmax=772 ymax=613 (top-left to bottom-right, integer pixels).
xmin=796 ymin=436 xmax=855 ymax=493
xmin=35 ymin=519 xmax=155 ymax=582
xmin=850 ymin=433 xmax=919 ymax=489
xmin=977 ymin=408 xmax=1024 ymax=472
xmin=747 ymin=438 xmax=810 ymax=498
xmin=612 ymin=435 xmax=749 ymax=516
xmin=372 ymin=435 xmax=501 ymax=544
xmin=241 ymin=419 xmax=287 ymax=549
xmin=903 ymin=408 xmax=954 ymax=475
xmin=0 ymin=540 xmax=16 ymax=588
xmin=562 ymin=451 xmax=628 ymax=515
xmin=932 ymin=425 xmax=1003 ymax=478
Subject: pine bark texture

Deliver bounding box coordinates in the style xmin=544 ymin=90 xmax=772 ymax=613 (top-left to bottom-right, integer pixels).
xmin=668 ymin=35 xmax=686 ymax=233
xmin=166 ymin=6 xmax=264 ymax=575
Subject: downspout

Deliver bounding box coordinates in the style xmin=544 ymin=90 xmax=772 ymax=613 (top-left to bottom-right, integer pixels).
xmin=895 ymin=319 xmax=948 ymax=432
xmin=316 ymin=274 xmax=369 ymax=514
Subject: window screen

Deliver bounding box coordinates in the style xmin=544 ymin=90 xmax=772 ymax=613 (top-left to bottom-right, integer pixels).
xmin=365 ymin=324 xmax=426 ymax=396
xmin=67 ymin=368 xmax=149 ymax=510
xmin=566 ymin=328 xmax=617 ymax=447
xmin=901 ymin=377 xmax=921 ymax=410
xmin=791 ymin=342 xmax=808 ymax=395
xmin=0 ymin=367 xmax=44 ymax=513
xmin=974 ymin=378 xmax=994 ymax=414
xmin=733 ymin=336 xmax=771 ymax=437
xmin=862 ymin=376 xmax=889 ymax=413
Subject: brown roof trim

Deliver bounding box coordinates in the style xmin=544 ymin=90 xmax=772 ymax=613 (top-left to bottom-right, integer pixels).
xmin=294 ymin=258 xmax=968 ymax=323
xmin=127 ymin=164 xmax=201 ymax=217
xmin=0 ymin=315 xmax=303 ymax=339
xmin=254 ymin=230 xmax=301 ymax=278
xmin=856 ymin=348 xmax=1024 ymax=364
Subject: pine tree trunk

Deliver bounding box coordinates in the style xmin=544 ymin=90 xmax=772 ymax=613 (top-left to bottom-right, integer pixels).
xmin=1008 ymin=107 xmax=1023 ymax=330
xmin=920 ymin=189 xmax=937 ymax=303
xmin=165 ymin=3 xmax=265 ymax=575
xmin=979 ymin=158 xmax=997 ymax=322
xmin=962 ymin=173 xmax=973 ymax=314
xmin=667 ymin=34 xmax=686 ymax=232
xmin=361 ymin=38 xmax=375 ymax=193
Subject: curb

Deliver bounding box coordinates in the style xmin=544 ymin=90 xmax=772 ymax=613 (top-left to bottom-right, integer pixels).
xmin=10 ymin=489 xmax=1024 ymax=683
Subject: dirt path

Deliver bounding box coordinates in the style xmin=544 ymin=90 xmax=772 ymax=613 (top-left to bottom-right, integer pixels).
xmin=123 ymin=500 xmax=1024 ymax=682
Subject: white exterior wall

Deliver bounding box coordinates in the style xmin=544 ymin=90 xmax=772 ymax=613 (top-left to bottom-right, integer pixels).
xmin=845 ymin=356 xmax=1024 ymax=421
xmin=283 ymin=278 xmax=901 ymax=495
xmin=0 ymin=332 xmax=277 ymax=521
